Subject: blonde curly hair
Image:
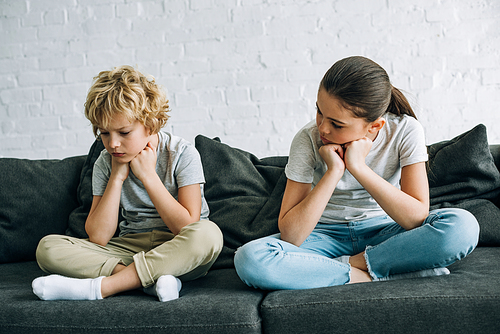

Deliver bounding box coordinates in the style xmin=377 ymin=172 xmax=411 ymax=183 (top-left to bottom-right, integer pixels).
xmin=84 ymin=65 xmax=170 ymax=138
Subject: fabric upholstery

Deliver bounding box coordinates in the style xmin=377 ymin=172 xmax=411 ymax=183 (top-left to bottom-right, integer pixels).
xmin=260 ymin=247 xmax=500 ymax=334
xmin=66 ymin=139 xmax=105 ymax=238
xmin=0 ymin=262 xmax=264 ymax=334
xmin=427 ymin=124 xmax=500 ymax=204
xmin=0 ymin=156 xmax=84 ymax=263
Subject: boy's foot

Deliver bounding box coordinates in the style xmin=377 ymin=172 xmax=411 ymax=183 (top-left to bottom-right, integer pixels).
xmin=32 ymin=275 xmax=104 ymax=300
xmin=143 ymin=275 xmax=182 ymax=302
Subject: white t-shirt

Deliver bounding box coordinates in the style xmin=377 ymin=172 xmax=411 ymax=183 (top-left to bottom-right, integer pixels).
xmin=93 ymin=131 xmax=209 ymax=236
xmin=285 ymin=113 xmax=428 ymax=223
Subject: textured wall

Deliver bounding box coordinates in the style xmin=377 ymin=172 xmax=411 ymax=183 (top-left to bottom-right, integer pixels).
xmin=1 ymin=0 xmax=499 ymax=159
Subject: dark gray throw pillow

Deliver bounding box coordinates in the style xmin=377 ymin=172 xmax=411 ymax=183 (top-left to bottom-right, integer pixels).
xmin=427 ymin=124 xmax=500 ymax=205
xmin=66 ymin=140 xmax=105 ymax=238
xmin=0 ymin=156 xmax=85 ymax=263
xmin=195 ymin=135 xmax=288 ymax=269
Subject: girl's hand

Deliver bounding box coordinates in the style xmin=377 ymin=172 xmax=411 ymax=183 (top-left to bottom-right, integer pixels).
xmin=110 ymin=157 xmax=130 ymax=182
xmin=319 ymin=143 xmax=346 ymax=176
xmin=130 ymin=142 xmax=157 ymax=182
xmin=344 ymin=137 xmax=372 ymax=174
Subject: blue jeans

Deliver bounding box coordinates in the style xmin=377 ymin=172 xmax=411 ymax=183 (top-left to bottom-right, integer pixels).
xmin=234 ymin=208 xmax=479 ymax=290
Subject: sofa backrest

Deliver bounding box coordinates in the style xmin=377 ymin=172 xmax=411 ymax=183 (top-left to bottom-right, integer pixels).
xmin=0 ymin=156 xmax=86 ymax=263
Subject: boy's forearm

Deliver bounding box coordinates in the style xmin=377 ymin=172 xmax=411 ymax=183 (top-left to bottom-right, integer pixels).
xmin=85 ymin=178 xmax=123 ymax=246
xmin=141 ymin=175 xmax=198 ymax=235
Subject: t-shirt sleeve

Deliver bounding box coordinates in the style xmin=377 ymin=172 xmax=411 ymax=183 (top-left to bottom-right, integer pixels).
xmin=92 ymin=150 xmax=111 ymax=197
xmin=175 ymin=144 xmax=206 ymax=188
xmin=284 ymin=126 xmax=317 ymax=184
xmin=399 ymin=117 xmax=428 ymax=168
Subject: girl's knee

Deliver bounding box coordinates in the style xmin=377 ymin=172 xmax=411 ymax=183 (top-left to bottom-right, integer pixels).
xmin=430 ymin=208 xmax=479 ymax=256
xmin=445 ymin=208 xmax=479 ymax=245
xmin=234 ymin=237 xmax=279 ymax=289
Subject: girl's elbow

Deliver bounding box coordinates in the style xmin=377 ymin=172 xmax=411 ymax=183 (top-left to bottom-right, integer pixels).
xmin=403 ymin=208 xmax=429 ymax=231
xmin=278 ymin=224 xmax=303 ymax=247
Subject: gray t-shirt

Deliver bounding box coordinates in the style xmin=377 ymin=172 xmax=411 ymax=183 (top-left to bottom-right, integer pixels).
xmin=285 ymin=113 xmax=428 ymax=224
xmin=92 ymin=131 xmax=209 ymax=236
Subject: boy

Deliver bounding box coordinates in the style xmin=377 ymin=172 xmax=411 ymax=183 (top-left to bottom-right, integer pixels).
xmin=33 ymin=65 xmax=223 ymax=302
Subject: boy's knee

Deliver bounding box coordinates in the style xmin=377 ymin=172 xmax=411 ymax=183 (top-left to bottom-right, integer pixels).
xmin=36 ymin=234 xmax=66 ymax=272
xmin=184 ymin=220 xmax=223 ymax=260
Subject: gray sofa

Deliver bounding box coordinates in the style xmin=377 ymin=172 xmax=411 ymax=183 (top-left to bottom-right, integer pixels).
xmin=1 ymin=124 xmax=500 ymax=334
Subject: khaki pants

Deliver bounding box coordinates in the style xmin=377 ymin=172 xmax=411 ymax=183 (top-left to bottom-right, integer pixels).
xmin=36 ymin=220 xmax=223 ymax=288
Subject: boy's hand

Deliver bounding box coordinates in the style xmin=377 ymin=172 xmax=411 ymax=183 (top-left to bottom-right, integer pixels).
xmin=319 ymin=143 xmax=346 ymax=176
xmin=110 ymin=157 xmax=130 ymax=182
xmin=130 ymin=142 xmax=157 ymax=181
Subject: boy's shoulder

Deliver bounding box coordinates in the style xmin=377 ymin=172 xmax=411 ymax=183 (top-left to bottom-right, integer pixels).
xmin=157 ymin=131 xmax=198 ymax=158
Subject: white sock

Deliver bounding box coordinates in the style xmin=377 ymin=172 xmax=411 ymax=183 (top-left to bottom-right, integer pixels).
xmin=375 ymin=268 xmax=450 ymax=281
xmin=334 ymin=255 xmax=350 ymax=264
xmin=143 ymin=275 xmax=182 ymax=302
xmin=32 ymin=274 xmax=104 ymax=301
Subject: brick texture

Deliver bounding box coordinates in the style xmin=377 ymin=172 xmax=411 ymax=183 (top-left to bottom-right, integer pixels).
xmin=0 ymin=0 xmax=499 ymax=159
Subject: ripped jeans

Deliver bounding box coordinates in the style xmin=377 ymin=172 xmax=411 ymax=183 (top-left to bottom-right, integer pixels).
xmin=234 ymin=208 xmax=479 ymax=290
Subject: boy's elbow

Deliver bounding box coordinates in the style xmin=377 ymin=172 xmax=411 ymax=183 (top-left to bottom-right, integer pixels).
xmin=87 ymin=234 xmax=108 ymax=247
xmin=86 ymin=227 xmax=110 ymax=246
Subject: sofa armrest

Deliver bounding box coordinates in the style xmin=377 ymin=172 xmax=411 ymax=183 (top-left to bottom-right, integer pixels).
xmin=490 ymin=144 xmax=500 ymax=173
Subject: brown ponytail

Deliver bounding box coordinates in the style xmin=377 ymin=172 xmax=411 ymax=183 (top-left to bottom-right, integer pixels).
xmin=320 ymin=56 xmax=417 ymax=122
xmin=387 ymin=86 xmax=417 ymax=119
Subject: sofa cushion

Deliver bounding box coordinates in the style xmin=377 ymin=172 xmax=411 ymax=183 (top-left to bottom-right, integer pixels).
xmin=0 ymin=262 xmax=264 ymax=334
xmin=427 ymin=124 xmax=500 ymax=205
xmin=0 ymin=156 xmax=85 ymax=263
xmin=195 ymin=135 xmax=288 ymax=269
xmin=260 ymin=247 xmax=500 ymax=334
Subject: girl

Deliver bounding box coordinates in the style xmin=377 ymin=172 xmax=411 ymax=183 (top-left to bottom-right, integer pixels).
xmin=33 ymin=66 xmax=223 ymax=301
xmin=234 ymin=56 xmax=479 ymax=290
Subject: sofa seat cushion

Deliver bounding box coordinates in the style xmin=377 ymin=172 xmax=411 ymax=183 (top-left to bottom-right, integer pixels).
xmin=0 ymin=262 xmax=264 ymax=334
xmin=259 ymin=247 xmax=500 ymax=334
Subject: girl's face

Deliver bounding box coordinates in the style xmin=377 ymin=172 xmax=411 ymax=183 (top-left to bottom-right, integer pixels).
xmin=98 ymin=113 xmax=155 ymax=163
xmin=316 ymin=88 xmax=380 ymax=145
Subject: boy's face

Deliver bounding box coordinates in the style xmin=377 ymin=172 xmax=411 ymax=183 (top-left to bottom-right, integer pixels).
xmin=98 ymin=113 xmax=153 ymax=163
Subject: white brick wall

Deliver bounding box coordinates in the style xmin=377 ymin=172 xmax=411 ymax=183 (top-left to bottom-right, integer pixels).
xmin=0 ymin=0 xmax=499 ymax=159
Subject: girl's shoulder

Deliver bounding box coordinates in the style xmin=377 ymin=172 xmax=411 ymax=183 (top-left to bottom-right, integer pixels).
xmin=292 ymin=119 xmax=321 ymax=147
xmin=383 ymin=113 xmax=424 ymax=140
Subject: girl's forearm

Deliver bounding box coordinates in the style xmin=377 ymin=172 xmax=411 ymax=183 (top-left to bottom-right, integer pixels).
xmin=349 ymin=165 xmax=429 ymax=230
xmin=279 ymin=170 xmax=343 ymax=246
